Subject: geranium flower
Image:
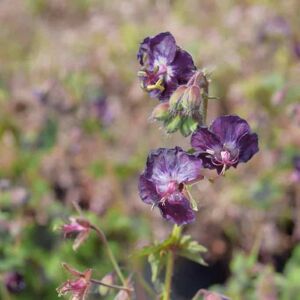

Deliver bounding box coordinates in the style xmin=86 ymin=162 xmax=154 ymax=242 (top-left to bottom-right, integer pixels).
xmin=137 ymin=32 xmax=196 ymax=101
xmin=62 ymin=218 xmax=90 ymax=250
xmin=191 ymin=115 xmax=259 ymax=174
xmin=57 ymin=264 xmax=92 ymax=300
xmin=138 ymin=147 xmax=203 ymax=225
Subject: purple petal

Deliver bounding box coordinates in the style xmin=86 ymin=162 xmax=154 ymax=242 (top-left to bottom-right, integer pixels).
xmin=175 ymin=150 xmax=202 ymax=183
xmin=138 ymin=174 xmax=160 ymax=205
xmin=137 ymin=37 xmax=151 ymax=65
xmin=147 ymin=147 xmax=201 ymax=186
xmin=150 ymin=32 xmax=177 ymax=64
xmin=237 ymin=133 xmax=259 ymax=163
xmin=191 ymin=127 xmax=221 ymax=151
xmin=158 ymin=192 xmax=195 ymax=225
xmin=210 ymin=115 xmax=251 ymax=144
xmin=170 ymin=48 xmax=196 ymax=84
xmin=157 ymin=77 xmax=178 ymax=101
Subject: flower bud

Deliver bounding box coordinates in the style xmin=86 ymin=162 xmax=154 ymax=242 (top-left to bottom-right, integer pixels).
xmin=99 ymin=273 xmax=114 ymax=296
xmin=180 ymin=117 xmax=198 ymax=137
xmin=169 ymin=85 xmax=187 ymax=111
xmin=165 ymin=114 xmax=182 ymax=133
xmin=181 ymin=85 xmax=201 ymax=114
xmin=150 ymin=102 xmax=170 ymax=121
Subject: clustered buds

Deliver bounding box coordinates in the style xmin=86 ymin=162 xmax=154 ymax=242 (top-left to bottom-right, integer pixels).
xmin=138 ymin=32 xmax=213 ymax=136
xmin=137 ymin=32 xmax=259 ymax=225
xmin=158 ymin=71 xmax=208 ymax=136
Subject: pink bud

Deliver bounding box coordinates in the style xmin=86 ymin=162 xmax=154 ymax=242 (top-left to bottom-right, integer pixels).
xmin=151 ymin=102 xmax=170 ymax=121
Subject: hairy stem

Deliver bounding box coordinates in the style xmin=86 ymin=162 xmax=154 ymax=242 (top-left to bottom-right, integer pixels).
xmin=90 ymin=278 xmax=132 ymax=292
xmin=90 ymin=225 xmax=126 ymax=286
xmin=200 ymin=79 xmax=209 ymax=126
xmin=162 ymin=250 xmax=175 ymax=300
xmin=162 ymin=224 xmax=182 ymax=300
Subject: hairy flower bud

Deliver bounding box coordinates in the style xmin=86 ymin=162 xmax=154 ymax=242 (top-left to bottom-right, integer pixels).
xmin=180 ymin=117 xmax=199 ymax=137
xmin=151 ymin=102 xmax=170 ymax=121
xmin=169 ymin=85 xmax=188 ymax=111
xmin=165 ymin=114 xmax=182 ymax=133
xmin=181 ymin=85 xmax=202 ymax=114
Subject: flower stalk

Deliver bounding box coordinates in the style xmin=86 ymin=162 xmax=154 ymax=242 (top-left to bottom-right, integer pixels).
xmin=162 ymin=224 xmax=182 ymax=300
xmin=162 ymin=249 xmax=175 ymax=300
xmin=90 ymin=225 xmax=127 ymax=286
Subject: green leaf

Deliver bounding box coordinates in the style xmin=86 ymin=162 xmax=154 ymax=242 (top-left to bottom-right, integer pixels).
xmin=148 ymin=253 xmax=163 ymax=283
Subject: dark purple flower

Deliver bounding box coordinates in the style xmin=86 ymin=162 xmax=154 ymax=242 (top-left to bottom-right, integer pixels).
xmin=4 ymin=272 xmax=25 ymax=294
xmin=138 ymin=147 xmax=203 ymax=225
xmin=137 ymin=32 xmax=196 ymax=101
xmin=191 ymin=115 xmax=259 ymax=174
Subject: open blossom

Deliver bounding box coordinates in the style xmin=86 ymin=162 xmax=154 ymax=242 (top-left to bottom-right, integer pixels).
xmin=138 ymin=147 xmax=203 ymax=225
xmin=62 ymin=218 xmax=90 ymax=250
xmin=191 ymin=115 xmax=259 ymax=174
xmin=137 ymin=32 xmax=196 ymax=101
xmin=57 ymin=264 xmax=92 ymax=300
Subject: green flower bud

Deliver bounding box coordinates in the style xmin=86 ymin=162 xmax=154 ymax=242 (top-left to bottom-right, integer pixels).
xmin=165 ymin=114 xmax=182 ymax=133
xmin=180 ymin=116 xmax=198 ymax=137
xmin=169 ymin=85 xmax=187 ymax=111
xmin=150 ymin=102 xmax=170 ymax=121
xmin=181 ymin=85 xmax=201 ymax=115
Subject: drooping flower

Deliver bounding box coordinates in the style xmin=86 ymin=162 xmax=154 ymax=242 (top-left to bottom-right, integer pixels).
xmin=57 ymin=264 xmax=92 ymax=300
xmin=4 ymin=272 xmax=26 ymax=294
xmin=137 ymin=32 xmax=196 ymax=101
xmin=62 ymin=218 xmax=90 ymax=251
xmin=191 ymin=115 xmax=259 ymax=174
xmin=138 ymin=147 xmax=203 ymax=225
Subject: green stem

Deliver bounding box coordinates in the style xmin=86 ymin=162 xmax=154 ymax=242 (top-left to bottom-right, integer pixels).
xmin=91 ymin=225 xmax=126 ymax=286
xmin=162 ymin=224 xmax=182 ymax=300
xmin=200 ymin=94 xmax=208 ymax=126
xmin=198 ymin=71 xmax=209 ymax=126
xmin=90 ymin=278 xmax=132 ymax=292
xmin=162 ymin=250 xmax=174 ymax=300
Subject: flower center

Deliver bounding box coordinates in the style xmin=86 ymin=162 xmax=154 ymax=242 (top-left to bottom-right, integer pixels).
xmin=159 ymin=181 xmax=184 ymax=206
xmin=207 ymin=147 xmax=239 ymax=167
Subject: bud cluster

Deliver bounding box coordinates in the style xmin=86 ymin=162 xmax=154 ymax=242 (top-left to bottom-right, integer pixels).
xmin=151 ymin=71 xmax=209 ymax=136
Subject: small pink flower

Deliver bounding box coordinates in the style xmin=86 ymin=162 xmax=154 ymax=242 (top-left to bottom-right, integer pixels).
xmin=57 ymin=264 xmax=92 ymax=300
xmin=62 ymin=218 xmax=90 ymax=250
